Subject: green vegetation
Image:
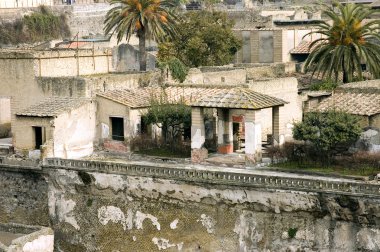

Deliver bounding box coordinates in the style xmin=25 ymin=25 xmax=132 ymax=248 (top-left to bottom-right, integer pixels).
xmin=288 ymin=228 xmax=298 ymax=239
xmin=293 ymin=111 xmax=361 ymax=163
xmin=0 ymin=6 xmax=70 ymax=45
xmin=273 ymin=161 xmax=379 ymax=177
xmin=309 ymin=79 xmax=338 ymax=91
xmin=136 ymin=147 xmax=189 ymax=158
xmin=157 ymin=11 xmax=242 ymax=68
xmin=104 ymin=0 xmax=179 ymax=71
xmin=143 ymin=92 xmax=191 ymax=145
xmin=158 ymin=57 xmax=189 ymax=83
xmin=304 ymin=3 xmax=380 ymax=83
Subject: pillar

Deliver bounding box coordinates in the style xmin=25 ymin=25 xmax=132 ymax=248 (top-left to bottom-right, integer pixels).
xmin=245 ymin=110 xmax=262 ymax=166
xmin=272 ymin=106 xmax=285 ymax=146
xmin=191 ymin=107 xmax=207 ymax=163
xmin=217 ymin=109 xmax=233 ymax=154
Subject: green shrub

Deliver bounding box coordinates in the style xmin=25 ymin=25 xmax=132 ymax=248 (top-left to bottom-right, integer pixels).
xmin=288 ymin=227 xmax=298 ymax=239
xmin=309 ymin=80 xmax=338 ymax=91
xmin=0 ymin=6 xmax=70 ymax=45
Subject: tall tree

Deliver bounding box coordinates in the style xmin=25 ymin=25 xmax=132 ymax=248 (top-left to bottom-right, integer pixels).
xmin=104 ymin=0 xmax=179 ymax=71
xmin=304 ymin=3 xmax=380 ymax=83
xmin=157 ymin=11 xmax=241 ymax=68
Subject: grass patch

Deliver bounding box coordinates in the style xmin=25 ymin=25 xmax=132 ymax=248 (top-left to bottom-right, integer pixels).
xmin=136 ymin=147 xmax=190 ymax=158
xmin=272 ymin=161 xmax=379 ymax=177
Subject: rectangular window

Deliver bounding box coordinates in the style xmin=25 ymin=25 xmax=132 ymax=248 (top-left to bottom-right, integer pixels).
xmin=33 ymin=126 xmax=43 ymax=149
xmin=111 ymin=117 xmax=124 ymax=141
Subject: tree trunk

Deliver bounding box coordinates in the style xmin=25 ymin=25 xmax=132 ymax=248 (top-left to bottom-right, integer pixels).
xmin=342 ymin=57 xmax=348 ymax=83
xmin=138 ymin=29 xmax=147 ymax=72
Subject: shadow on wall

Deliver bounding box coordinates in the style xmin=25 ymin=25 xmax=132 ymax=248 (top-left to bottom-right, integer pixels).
xmin=113 ymin=44 xmax=156 ymax=72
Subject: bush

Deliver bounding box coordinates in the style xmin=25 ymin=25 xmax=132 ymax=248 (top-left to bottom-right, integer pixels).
xmin=293 ymin=111 xmax=361 ymax=164
xmin=309 ymin=79 xmax=338 ymax=91
xmin=0 ymin=6 xmax=70 ymax=45
xmin=130 ymin=133 xmax=190 ymax=158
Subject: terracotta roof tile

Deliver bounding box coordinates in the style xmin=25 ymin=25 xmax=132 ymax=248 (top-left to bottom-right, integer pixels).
xmin=97 ymin=87 xmax=287 ymax=110
xmin=315 ymin=91 xmax=380 ymax=116
xmin=290 ymin=40 xmax=321 ymax=54
xmin=192 ymin=87 xmax=287 ymax=109
xmin=16 ymin=97 xmax=91 ymax=117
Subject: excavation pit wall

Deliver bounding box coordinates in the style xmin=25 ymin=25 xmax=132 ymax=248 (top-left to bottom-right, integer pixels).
xmin=2 ymin=158 xmax=380 ymax=251
xmin=42 ymin=159 xmax=380 ymax=252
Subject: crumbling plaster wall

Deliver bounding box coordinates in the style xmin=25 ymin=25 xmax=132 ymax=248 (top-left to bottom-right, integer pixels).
xmin=47 ymin=168 xmax=380 ymax=252
xmin=52 ymin=101 xmax=96 ymax=159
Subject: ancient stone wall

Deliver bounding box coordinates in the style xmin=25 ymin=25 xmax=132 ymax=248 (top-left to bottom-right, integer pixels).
xmin=0 ymin=166 xmax=49 ymax=227
xmin=1 ymin=158 xmax=380 ymax=251
xmin=41 ymin=158 xmax=380 ymax=252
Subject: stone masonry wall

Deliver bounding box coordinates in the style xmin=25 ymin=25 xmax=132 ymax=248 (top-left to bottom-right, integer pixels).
xmin=0 ymin=167 xmax=49 ymax=227
xmin=2 ymin=159 xmax=380 ymax=251
xmin=42 ymin=161 xmax=380 ymax=252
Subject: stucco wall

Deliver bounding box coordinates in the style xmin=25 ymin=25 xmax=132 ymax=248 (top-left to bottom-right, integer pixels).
xmin=96 ymin=96 xmax=129 ymax=141
xmin=34 ymin=50 xmax=113 ymax=77
xmin=0 ymin=97 xmax=11 ymax=125
xmin=12 ymin=117 xmax=53 ymax=151
xmin=249 ymin=77 xmax=302 ymax=140
xmin=96 ymin=96 xmax=144 ymax=142
xmin=52 ymin=101 xmax=96 ymax=159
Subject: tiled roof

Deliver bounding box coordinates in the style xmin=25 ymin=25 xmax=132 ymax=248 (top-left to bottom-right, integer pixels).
xmin=192 ymin=87 xmax=287 ymax=109
xmin=16 ymin=97 xmax=91 ymax=117
xmin=315 ymin=91 xmax=380 ymax=116
xmin=97 ymin=86 xmax=287 ymax=110
xmin=97 ymin=87 xmax=221 ymax=108
xmin=339 ymin=79 xmax=380 ymax=92
xmin=290 ymin=40 xmax=321 ymax=54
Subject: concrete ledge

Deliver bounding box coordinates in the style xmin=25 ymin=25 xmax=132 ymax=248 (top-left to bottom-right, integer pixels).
xmin=43 ymin=158 xmax=380 ymax=198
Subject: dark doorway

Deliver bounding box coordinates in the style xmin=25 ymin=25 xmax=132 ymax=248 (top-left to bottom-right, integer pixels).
xmin=34 ymin=127 xmax=43 ymax=149
xmin=111 ymin=117 xmax=124 ymax=141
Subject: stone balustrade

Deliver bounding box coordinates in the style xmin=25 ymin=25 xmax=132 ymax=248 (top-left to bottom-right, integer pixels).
xmin=43 ymin=158 xmax=380 ymax=197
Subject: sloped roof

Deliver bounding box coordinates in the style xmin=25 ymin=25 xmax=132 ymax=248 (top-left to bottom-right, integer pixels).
xmin=16 ymin=97 xmax=91 ymax=117
xmin=97 ymin=86 xmax=224 ymax=108
xmin=97 ymin=86 xmax=287 ymax=110
xmin=339 ymin=79 xmax=380 ymax=92
xmin=290 ymin=40 xmax=322 ymax=54
xmin=315 ymin=91 xmax=380 ymax=116
xmin=192 ymin=87 xmax=287 ymax=109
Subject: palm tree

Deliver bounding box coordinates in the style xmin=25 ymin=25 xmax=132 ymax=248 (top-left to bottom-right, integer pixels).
xmin=304 ymin=3 xmax=380 ymax=83
xmin=104 ymin=0 xmax=179 ymax=71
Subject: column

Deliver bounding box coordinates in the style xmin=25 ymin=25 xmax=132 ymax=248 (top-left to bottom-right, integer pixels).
xmin=272 ymin=106 xmax=285 ymax=146
xmin=245 ymin=110 xmax=262 ymax=166
xmin=191 ymin=107 xmax=207 ymax=163
xmin=217 ymin=109 xmax=233 ymax=154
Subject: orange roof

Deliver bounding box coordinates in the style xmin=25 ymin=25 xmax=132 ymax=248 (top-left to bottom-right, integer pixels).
xmin=290 ymin=40 xmax=322 ymax=54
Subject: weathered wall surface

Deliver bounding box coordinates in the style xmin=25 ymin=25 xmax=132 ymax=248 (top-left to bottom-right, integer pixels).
xmin=45 ymin=165 xmax=380 ymax=252
xmin=249 ymin=77 xmax=302 ymax=141
xmin=0 ymin=168 xmax=49 ymax=227
xmin=52 ymin=101 xmax=96 ymax=159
